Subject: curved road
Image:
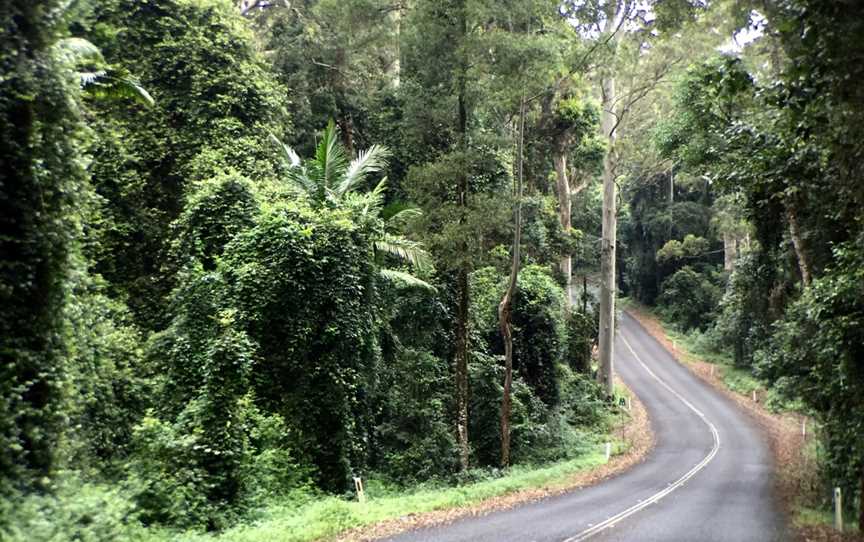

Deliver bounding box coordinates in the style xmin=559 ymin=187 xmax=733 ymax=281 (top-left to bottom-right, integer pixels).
xmin=384 ymin=313 xmax=786 ymax=542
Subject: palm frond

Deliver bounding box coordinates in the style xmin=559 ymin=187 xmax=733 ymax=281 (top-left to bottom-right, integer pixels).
xmin=387 ymin=207 xmax=422 ymax=229
xmin=284 ymin=166 xmax=317 ymax=198
xmin=338 ymin=144 xmax=391 ymax=197
xmin=317 ymin=120 xmax=348 ymax=194
xmin=78 ymin=70 xmax=105 ymax=86
xmin=268 ymin=133 xmax=301 ymax=168
xmin=376 ymin=233 xmax=433 ymax=271
xmin=337 ymin=177 xmax=388 ymax=218
xmin=82 ymin=71 xmax=154 ymax=107
xmin=379 ymin=269 xmax=437 ymax=293
xmin=358 ymin=177 xmax=388 ymax=216
xmin=54 ymin=38 xmax=154 ymax=108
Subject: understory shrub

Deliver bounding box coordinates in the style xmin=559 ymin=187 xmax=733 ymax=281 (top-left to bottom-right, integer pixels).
xmin=373 ymin=348 xmax=458 ymax=483
xmin=471 ymin=265 xmax=568 ymax=406
xmin=657 ymin=264 xmax=723 ymax=331
xmin=0 ymin=474 xmax=145 ymax=542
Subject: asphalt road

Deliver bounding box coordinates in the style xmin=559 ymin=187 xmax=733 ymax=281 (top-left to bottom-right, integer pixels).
xmin=383 ymin=312 xmax=786 ymax=542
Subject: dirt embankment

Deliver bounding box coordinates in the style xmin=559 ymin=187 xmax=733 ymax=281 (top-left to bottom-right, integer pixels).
xmin=335 ymin=378 xmax=653 ymax=541
xmin=625 ymin=305 xmax=862 ymax=542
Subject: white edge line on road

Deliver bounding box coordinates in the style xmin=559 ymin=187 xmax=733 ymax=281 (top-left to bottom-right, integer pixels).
xmin=562 ymin=331 xmax=721 ymax=542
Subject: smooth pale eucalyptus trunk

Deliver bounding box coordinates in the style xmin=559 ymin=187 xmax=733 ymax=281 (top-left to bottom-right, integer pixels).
xmin=723 ymin=231 xmax=737 ymax=271
xmin=499 ymin=97 xmax=526 ymax=468
xmin=598 ymin=74 xmax=617 ymax=399
xmin=597 ymin=0 xmax=623 ymax=399
xmin=554 ymin=152 xmax=573 ymax=309
xmin=786 ymin=202 xmax=811 ymax=287
xmin=389 ymin=4 xmax=401 ymax=87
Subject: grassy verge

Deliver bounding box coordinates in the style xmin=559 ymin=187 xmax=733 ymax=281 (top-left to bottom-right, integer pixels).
xmin=137 ymin=423 xmax=633 ymax=542
xmin=794 ymin=505 xmax=860 ymax=534
xmin=178 ymin=455 xmax=607 ymax=542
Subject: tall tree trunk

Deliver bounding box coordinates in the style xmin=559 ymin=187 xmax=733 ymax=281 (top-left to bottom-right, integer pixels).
xmin=454 ymin=0 xmax=470 ymax=472
xmin=500 ymin=97 xmax=526 ymax=468
xmin=554 ymin=152 xmax=573 ymax=309
xmin=598 ymin=72 xmax=618 ymax=399
xmin=597 ymin=1 xmax=623 ymax=399
xmin=455 ymin=268 xmax=470 ymax=471
xmin=723 ymin=231 xmax=737 ymax=271
xmin=785 ymin=202 xmax=811 ymax=287
xmin=859 ymin=464 xmax=864 ymax=533
xmin=389 ymin=3 xmax=402 ymax=87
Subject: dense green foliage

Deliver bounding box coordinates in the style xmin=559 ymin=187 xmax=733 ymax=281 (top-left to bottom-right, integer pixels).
xmin=4 ymin=0 xmax=861 ymax=537
xmin=85 ymin=0 xmax=287 ymax=329
xmin=619 ymin=0 xmax=864 ymax=524
xmin=1 ymin=0 xmax=610 ymax=537
xmin=0 ymin=0 xmax=89 ymax=494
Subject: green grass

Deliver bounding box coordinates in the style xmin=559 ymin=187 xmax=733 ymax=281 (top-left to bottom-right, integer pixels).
xmin=168 ymin=454 xmax=606 ymax=541
xmin=794 ymin=505 xmax=860 ymax=533
xmin=138 ymin=446 xmax=621 ymax=542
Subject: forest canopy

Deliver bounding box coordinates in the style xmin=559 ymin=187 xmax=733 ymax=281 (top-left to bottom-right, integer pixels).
xmin=1 ymin=0 xmax=863 ymax=539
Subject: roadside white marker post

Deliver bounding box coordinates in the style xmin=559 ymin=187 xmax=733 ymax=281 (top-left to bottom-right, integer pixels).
xmin=834 ymin=487 xmax=842 ymax=532
xmin=710 ymin=365 xmax=714 ymax=377
xmin=354 ymin=477 xmax=366 ymax=503
xmin=752 ymin=389 xmax=757 ymax=402
xmin=605 ymin=442 xmax=612 ymax=461
xmin=626 ymin=396 xmax=632 ymax=412
xmin=802 ymin=419 xmax=806 ymax=438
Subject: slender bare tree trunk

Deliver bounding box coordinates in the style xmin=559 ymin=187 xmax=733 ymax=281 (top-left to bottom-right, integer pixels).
xmin=598 ymin=72 xmax=618 ymax=398
xmin=455 ymin=269 xmax=470 ymax=471
xmin=389 ymin=3 xmax=401 ymax=87
xmin=554 ymin=152 xmax=573 ymax=309
xmin=454 ymin=0 xmax=470 ymax=472
xmin=498 ymin=96 xmax=525 ymax=467
xmin=785 ymin=202 xmax=811 ymax=287
xmin=500 ymin=97 xmax=526 ymax=468
xmin=723 ymin=231 xmax=737 ymax=271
